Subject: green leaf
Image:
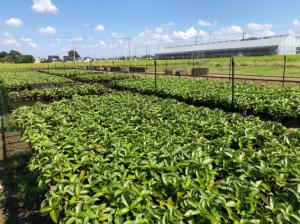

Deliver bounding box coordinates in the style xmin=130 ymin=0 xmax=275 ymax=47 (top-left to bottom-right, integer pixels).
xmin=50 ymin=209 xmax=59 ymax=223
xmin=117 ymin=208 xmax=130 ymax=216
xmin=66 ymin=217 xmax=76 ymax=224
xmin=225 ymin=201 xmax=236 ymax=208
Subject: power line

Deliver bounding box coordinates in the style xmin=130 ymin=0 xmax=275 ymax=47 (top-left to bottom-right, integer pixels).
xmin=0 ymin=35 xmax=132 ymax=40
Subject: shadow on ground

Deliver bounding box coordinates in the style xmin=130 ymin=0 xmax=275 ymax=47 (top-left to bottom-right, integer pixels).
xmin=0 ymin=117 xmax=51 ymax=224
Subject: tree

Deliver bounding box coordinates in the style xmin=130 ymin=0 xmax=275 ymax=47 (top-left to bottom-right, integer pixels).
xmin=21 ymin=55 xmax=35 ymax=63
xmin=68 ymin=50 xmax=80 ymax=61
xmin=0 ymin=50 xmax=35 ymax=63
xmin=8 ymin=50 xmax=22 ymax=62
xmin=0 ymin=51 xmax=8 ymax=58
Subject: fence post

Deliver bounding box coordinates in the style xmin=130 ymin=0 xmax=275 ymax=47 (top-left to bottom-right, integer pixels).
xmin=113 ymin=60 xmax=116 ymax=86
xmin=145 ymin=58 xmax=147 ymax=77
xmin=228 ymin=56 xmax=232 ymax=81
xmin=231 ymin=57 xmax=235 ymax=110
xmin=90 ymin=60 xmax=93 ymax=75
xmin=165 ymin=59 xmax=168 ymax=74
xmin=192 ymin=56 xmax=195 ymax=78
xmin=282 ymin=55 xmax=287 ymax=88
xmin=154 ymin=60 xmax=157 ymax=93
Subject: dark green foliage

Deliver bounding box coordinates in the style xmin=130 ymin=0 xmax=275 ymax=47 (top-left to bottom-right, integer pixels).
xmin=8 ymin=84 xmax=106 ymax=99
xmin=0 ymin=50 xmax=35 ymax=63
xmin=68 ymin=51 xmax=80 ymax=61
xmin=116 ymin=77 xmax=300 ymax=121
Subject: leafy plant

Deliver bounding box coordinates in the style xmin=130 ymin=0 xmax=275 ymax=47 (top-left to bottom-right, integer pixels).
xmin=43 ymin=69 xmax=138 ymax=83
xmin=116 ymin=76 xmax=300 ymax=121
xmin=8 ymin=84 xmax=106 ymax=100
xmin=0 ymin=71 xmax=73 ymax=91
xmin=12 ymin=93 xmax=300 ymax=223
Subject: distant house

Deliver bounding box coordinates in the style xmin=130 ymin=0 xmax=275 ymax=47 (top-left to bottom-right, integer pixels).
xmin=63 ymin=56 xmax=70 ymax=61
xmin=48 ymin=55 xmax=60 ymax=62
xmin=35 ymin=57 xmax=47 ymax=63
xmin=35 ymin=57 xmax=42 ymax=63
xmin=83 ymin=57 xmax=93 ymax=62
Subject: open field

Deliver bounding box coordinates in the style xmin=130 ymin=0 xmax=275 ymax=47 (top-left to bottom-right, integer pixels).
xmin=1 ymin=55 xmax=300 ymax=77
xmin=0 ymin=69 xmax=299 ymax=223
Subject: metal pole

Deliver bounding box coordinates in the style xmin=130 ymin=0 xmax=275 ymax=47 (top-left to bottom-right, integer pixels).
xmin=113 ymin=60 xmax=116 ymax=86
xmin=165 ymin=59 xmax=168 ymax=74
xmin=90 ymin=60 xmax=93 ymax=75
xmin=282 ymin=55 xmax=287 ymax=88
xmin=192 ymin=56 xmax=195 ymax=70
xmin=154 ymin=60 xmax=157 ymax=92
xmin=228 ymin=56 xmax=232 ymax=81
xmin=192 ymin=56 xmax=195 ymax=77
xmin=145 ymin=43 xmax=148 ymax=77
xmin=127 ymin=38 xmax=131 ymax=60
xmin=231 ymin=57 xmax=235 ymax=110
xmin=72 ymin=39 xmax=75 ymax=68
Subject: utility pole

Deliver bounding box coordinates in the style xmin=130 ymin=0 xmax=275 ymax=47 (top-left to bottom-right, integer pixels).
xmin=231 ymin=57 xmax=235 ymax=110
xmin=242 ymin=26 xmax=246 ymax=40
xmin=209 ymin=32 xmax=212 ymax=43
xmin=126 ymin=38 xmax=131 ymax=60
xmin=134 ymin=44 xmax=137 ymax=58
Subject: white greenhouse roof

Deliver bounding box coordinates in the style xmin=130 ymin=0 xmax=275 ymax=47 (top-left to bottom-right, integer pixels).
xmin=157 ymin=35 xmax=290 ymax=55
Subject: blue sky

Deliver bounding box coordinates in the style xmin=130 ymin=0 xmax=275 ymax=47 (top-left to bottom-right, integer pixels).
xmin=1 ymin=0 xmax=300 ymax=58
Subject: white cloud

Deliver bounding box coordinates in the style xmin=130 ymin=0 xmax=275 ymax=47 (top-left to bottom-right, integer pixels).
xmin=0 ymin=32 xmax=20 ymax=46
xmin=81 ymin=40 xmax=107 ymax=49
xmin=91 ymin=41 xmax=106 ymax=48
xmin=288 ymin=29 xmax=295 ymax=35
xmin=155 ymin=27 xmax=163 ymax=34
xmin=3 ymin=38 xmax=17 ymax=45
xmin=245 ymin=22 xmax=274 ymax=38
xmin=159 ymin=22 xmax=175 ymax=32
xmin=213 ymin=25 xmax=243 ymax=40
xmin=28 ymin=42 xmax=38 ymax=49
xmin=246 ymin=22 xmax=272 ymax=31
xmin=198 ymin=19 xmax=213 ymax=27
xmin=173 ymin=27 xmax=198 ymax=40
xmin=161 ymin=34 xmax=172 ymax=43
xmin=293 ymin=19 xmax=300 ymax=29
xmin=94 ymin=24 xmax=105 ymax=32
xmin=69 ymin=37 xmax=83 ymax=42
xmin=5 ymin=18 xmax=23 ymax=27
xmin=21 ymin=38 xmax=32 ymax=42
xmin=39 ymin=26 xmax=57 ymax=35
xmin=31 ymin=0 xmax=59 ymax=14
xmin=222 ymin=25 xmax=243 ymax=34
xmin=137 ymin=28 xmax=173 ymax=44
xmin=112 ymin=32 xmax=124 ymax=38
xmin=98 ymin=40 xmax=106 ymax=47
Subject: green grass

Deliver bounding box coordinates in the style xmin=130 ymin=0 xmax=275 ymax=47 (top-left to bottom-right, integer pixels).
xmin=1 ymin=55 xmax=300 ymax=77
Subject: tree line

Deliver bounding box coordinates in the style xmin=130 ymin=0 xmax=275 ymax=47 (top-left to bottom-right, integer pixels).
xmin=0 ymin=50 xmax=35 ymax=63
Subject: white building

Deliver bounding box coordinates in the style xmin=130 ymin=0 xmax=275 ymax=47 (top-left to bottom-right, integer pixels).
xmin=156 ymin=35 xmax=299 ymax=59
